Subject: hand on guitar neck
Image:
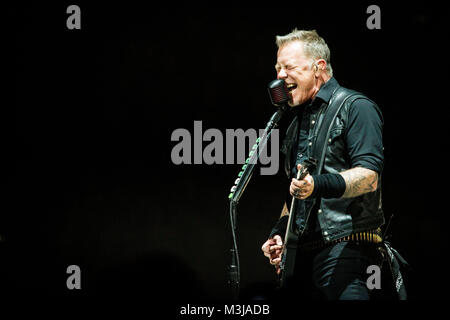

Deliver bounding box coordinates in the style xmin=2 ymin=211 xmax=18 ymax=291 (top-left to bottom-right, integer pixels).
xmin=290 ymin=163 xmax=315 ymax=200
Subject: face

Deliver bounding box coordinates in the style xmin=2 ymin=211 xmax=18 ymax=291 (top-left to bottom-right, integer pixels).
xmin=275 ymin=41 xmax=318 ymax=107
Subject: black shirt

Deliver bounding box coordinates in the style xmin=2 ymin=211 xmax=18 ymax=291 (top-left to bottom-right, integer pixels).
xmin=292 ymin=77 xmax=384 ymax=234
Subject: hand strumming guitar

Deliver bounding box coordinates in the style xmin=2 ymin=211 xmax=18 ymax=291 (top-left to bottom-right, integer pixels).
xmin=261 ymin=234 xmax=284 ymax=275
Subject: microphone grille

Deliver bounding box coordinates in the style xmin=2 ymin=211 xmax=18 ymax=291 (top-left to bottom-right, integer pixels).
xmin=268 ymin=79 xmax=290 ymax=107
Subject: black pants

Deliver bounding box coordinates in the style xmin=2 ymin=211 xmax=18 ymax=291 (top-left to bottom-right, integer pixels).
xmin=280 ymin=241 xmax=381 ymax=300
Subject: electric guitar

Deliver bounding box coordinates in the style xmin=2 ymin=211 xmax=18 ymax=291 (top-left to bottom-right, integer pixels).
xmin=278 ymin=158 xmax=317 ymax=289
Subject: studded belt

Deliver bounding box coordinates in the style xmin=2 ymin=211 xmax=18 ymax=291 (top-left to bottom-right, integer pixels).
xmin=298 ymin=228 xmax=383 ymax=252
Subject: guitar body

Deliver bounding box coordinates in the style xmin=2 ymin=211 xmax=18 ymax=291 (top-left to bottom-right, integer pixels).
xmin=278 ymin=158 xmax=317 ymax=289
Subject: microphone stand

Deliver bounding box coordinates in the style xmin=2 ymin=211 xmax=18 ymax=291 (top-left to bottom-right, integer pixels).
xmin=227 ymin=106 xmax=287 ymax=300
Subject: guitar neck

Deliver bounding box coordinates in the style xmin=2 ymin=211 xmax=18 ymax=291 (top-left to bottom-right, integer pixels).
xmin=279 ymin=159 xmax=317 ymax=288
xmin=283 ymin=167 xmax=307 ymax=246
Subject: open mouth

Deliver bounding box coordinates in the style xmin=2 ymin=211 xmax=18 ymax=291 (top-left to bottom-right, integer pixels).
xmin=287 ymin=83 xmax=297 ymax=93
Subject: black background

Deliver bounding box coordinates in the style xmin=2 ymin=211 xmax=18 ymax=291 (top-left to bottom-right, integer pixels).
xmin=7 ymin=0 xmax=449 ymax=305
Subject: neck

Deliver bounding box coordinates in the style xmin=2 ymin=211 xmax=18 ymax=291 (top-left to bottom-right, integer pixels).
xmin=311 ymin=73 xmax=331 ymax=100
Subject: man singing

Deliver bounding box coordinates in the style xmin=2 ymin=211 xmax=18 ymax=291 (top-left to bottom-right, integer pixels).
xmin=261 ymin=28 xmax=385 ymax=300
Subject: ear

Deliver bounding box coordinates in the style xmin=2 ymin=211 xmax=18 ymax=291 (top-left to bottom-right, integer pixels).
xmin=315 ymin=59 xmax=327 ymax=77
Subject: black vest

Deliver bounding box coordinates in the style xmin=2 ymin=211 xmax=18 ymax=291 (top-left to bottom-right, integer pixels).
xmin=281 ymin=86 xmax=385 ymax=242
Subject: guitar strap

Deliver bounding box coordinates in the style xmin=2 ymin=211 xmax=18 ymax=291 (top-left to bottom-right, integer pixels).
xmin=311 ymin=86 xmax=364 ymax=174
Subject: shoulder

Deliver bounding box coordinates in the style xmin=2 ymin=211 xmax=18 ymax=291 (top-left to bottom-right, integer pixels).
xmin=337 ymin=88 xmax=383 ymax=124
xmin=350 ymin=96 xmax=383 ymax=124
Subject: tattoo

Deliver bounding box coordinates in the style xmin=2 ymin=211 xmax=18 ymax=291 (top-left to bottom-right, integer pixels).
xmin=339 ymin=167 xmax=378 ymax=198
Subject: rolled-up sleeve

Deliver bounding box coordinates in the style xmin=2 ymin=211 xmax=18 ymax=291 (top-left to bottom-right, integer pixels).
xmin=345 ymin=98 xmax=384 ymax=174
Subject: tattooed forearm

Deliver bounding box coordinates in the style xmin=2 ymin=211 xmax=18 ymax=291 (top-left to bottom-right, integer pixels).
xmin=339 ymin=167 xmax=378 ymax=198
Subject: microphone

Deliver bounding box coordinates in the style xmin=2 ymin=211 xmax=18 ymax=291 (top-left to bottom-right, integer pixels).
xmin=266 ymin=79 xmax=290 ymax=125
xmin=268 ymin=79 xmax=290 ymax=111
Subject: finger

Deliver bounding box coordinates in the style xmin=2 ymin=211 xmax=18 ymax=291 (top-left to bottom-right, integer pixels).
xmin=300 ymin=178 xmax=312 ymax=188
xmin=261 ymin=244 xmax=268 ymax=253
xmin=274 ymin=235 xmax=283 ymax=246
xmin=270 ymin=250 xmax=281 ymax=258
xmin=270 ymin=258 xmax=280 ymax=265
xmin=269 ymin=245 xmax=283 ymax=252
xmin=271 ymin=257 xmax=282 ymax=265
xmin=290 ymin=185 xmax=301 ymax=197
xmin=291 ymin=178 xmax=304 ymax=188
xmin=270 ymin=254 xmax=281 ymax=261
xmin=290 ymin=185 xmax=295 ymax=196
xmin=261 ymin=239 xmax=275 ymax=251
xmin=304 ymin=174 xmax=313 ymax=184
xmin=299 ymin=191 xmax=311 ymax=200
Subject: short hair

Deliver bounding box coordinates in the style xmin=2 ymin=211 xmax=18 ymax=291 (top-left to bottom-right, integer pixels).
xmin=276 ymin=28 xmax=333 ymax=77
